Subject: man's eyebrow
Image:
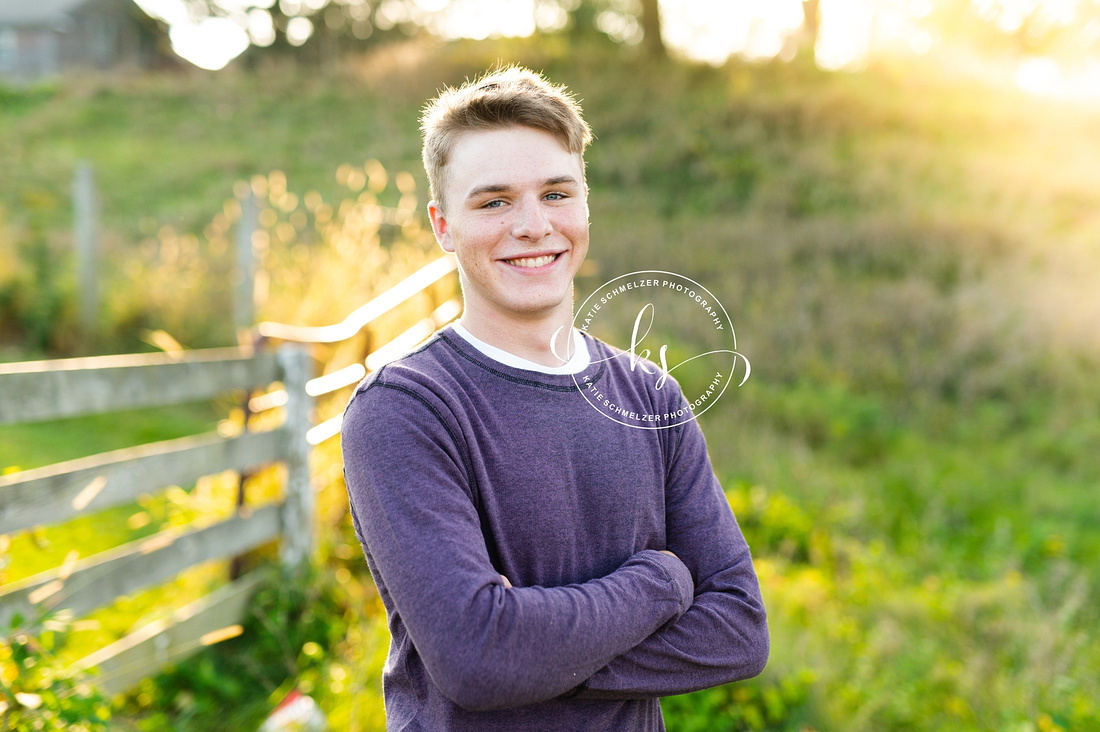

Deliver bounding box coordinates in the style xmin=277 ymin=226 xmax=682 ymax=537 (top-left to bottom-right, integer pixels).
xmin=465 ymin=183 xmax=510 ymax=200
xmin=464 ymin=176 xmax=582 ymax=201
xmin=545 ymin=175 xmax=581 ymax=187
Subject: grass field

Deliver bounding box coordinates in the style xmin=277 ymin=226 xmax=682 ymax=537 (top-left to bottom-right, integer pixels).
xmin=2 ymin=35 xmax=1099 ymax=731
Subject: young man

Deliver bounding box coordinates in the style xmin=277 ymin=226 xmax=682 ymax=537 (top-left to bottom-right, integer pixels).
xmin=341 ymin=66 xmax=768 ymax=731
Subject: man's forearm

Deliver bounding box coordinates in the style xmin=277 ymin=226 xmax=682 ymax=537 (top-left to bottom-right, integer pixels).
xmin=575 ymin=553 xmax=769 ymax=700
xmin=409 ymin=548 xmax=695 ymax=711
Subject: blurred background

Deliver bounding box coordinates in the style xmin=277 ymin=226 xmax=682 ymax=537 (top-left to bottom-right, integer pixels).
xmin=1 ymin=0 xmax=1098 ymax=730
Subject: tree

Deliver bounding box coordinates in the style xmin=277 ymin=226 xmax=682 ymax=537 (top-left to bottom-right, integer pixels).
xmin=640 ymin=0 xmax=665 ymax=58
xmin=801 ymin=0 xmax=820 ymax=54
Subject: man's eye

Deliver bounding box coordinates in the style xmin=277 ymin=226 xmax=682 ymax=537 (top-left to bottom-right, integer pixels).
xmin=483 ymin=200 xmax=505 ymax=209
xmin=545 ymin=192 xmax=567 ymax=201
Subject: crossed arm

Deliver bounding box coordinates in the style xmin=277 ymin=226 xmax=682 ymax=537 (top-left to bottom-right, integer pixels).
xmin=575 ymin=415 xmax=770 ymax=699
xmin=342 ymin=384 xmax=767 ymax=711
xmin=500 ymin=548 xmax=680 ymax=589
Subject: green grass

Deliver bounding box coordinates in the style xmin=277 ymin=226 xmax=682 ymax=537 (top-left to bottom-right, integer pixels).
xmin=0 ymin=400 xmax=228 ymax=591
xmin=0 ymin=402 xmax=221 ymax=472
xmin=0 ymin=72 xmax=420 ymax=245
xmin=2 ymin=34 xmax=1099 ymax=731
xmin=0 ymin=401 xmax=224 ymax=581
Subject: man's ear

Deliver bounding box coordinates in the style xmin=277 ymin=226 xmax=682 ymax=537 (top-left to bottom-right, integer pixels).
xmin=427 ymin=201 xmax=455 ymax=253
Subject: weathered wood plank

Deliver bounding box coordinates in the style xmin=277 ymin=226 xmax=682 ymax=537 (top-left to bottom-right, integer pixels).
xmin=73 ymin=161 xmax=99 ymax=333
xmin=234 ymin=191 xmax=258 ymax=335
xmin=278 ymin=348 xmax=313 ymax=568
xmin=0 ymin=348 xmax=280 ymax=425
xmin=257 ymin=254 xmax=457 ymax=343
xmin=72 ymin=571 xmax=267 ymax=696
xmin=0 ymin=504 xmax=282 ymax=630
xmin=0 ymin=429 xmax=284 ymax=534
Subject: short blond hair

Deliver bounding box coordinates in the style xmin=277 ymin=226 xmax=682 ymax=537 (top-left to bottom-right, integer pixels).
xmin=420 ymin=65 xmax=593 ymax=211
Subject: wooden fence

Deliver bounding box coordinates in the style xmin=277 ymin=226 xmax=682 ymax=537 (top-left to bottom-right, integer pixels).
xmin=0 ymin=346 xmax=310 ymax=694
xmin=0 ymin=254 xmax=460 ymax=695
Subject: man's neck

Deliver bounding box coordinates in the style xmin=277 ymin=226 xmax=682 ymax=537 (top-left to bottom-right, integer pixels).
xmin=458 ymin=309 xmax=576 ymax=369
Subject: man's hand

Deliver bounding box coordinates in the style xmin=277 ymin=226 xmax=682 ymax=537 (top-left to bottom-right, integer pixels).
xmin=659 ymin=550 xmax=694 ymax=597
xmin=500 ymin=574 xmax=513 ymax=588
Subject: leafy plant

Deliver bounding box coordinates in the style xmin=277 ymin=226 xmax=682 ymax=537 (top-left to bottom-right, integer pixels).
xmin=661 ymin=669 xmax=815 ymax=732
xmin=1 ymin=611 xmax=113 ymax=732
xmin=121 ymin=565 xmax=349 ymax=731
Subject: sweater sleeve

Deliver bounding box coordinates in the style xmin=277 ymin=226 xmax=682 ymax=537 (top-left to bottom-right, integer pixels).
xmin=576 ymin=413 xmax=770 ymax=700
xmin=341 ymin=379 xmax=696 ymax=712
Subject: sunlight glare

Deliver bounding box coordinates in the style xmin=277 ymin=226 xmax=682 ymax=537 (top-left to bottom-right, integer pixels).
xmin=1015 ymin=56 xmax=1100 ymax=102
xmin=659 ymin=0 xmax=803 ymax=65
xmin=910 ymin=29 xmax=934 ymax=54
xmin=248 ymin=8 xmax=277 ymax=47
xmin=133 ymin=0 xmax=188 ymax=25
xmin=816 ymin=0 xmax=875 ymax=70
xmin=421 ymin=0 xmax=538 ymax=39
xmin=131 ymin=0 xmax=1100 ymax=103
xmin=1017 ymin=56 xmax=1061 ymax=91
xmin=286 ymin=15 xmax=315 ymax=46
xmin=595 ymin=10 xmax=642 ymax=45
xmin=975 ymin=0 xmax=1080 ymax=31
xmin=910 ymin=0 xmax=933 ymax=18
xmin=169 ymin=15 xmax=251 ymax=71
xmin=534 ymin=2 xmax=570 ymax=32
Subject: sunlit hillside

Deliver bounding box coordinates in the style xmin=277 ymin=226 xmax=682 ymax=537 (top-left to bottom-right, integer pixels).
xmin=1 ymin=34 xmax=1098 ymax=731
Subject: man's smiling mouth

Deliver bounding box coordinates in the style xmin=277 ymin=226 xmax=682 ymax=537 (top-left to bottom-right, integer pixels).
xmin=504 ymin=253 xmax=560 ymax=268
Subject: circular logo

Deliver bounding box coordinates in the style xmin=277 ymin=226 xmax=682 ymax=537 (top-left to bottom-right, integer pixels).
xmin=566 ymin=271 xmax=749 ymax=429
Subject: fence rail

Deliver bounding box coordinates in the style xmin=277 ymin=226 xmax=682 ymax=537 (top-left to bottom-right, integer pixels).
xmin=257 ymin=254 xmax=461 ymax=446
xmin=0 ymin=504 xmax=282 ymax=633
xmin=256 ymin=254 xmax=457 ymax=345
xmin=74 ymin=572 xmax=269 ymax=696
xmin=0 ymin=430 xmax=284 ymax=534
xmin=0 ymin=348 xmax=281 ymax=425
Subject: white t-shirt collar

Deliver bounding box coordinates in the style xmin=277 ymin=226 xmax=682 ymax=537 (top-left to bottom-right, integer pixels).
xmin=450 ymin=322 xmax=591 ymax=375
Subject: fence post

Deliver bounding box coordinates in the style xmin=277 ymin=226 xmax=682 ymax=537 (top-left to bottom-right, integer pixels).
xmin=234 ymin=191 xmax=258 ymax=341
xmin=278 ymin=345 xmax=313 ymax=568
xmin=73 ymin=161 xmax=98 ymax=335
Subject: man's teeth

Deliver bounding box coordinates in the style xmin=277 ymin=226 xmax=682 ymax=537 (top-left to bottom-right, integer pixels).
xmin=508 ymin=254 xmax=556 ymax=268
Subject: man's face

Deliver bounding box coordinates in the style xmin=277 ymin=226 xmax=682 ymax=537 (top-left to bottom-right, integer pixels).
xmin=428 ymin=126 xmax=589 ymax=327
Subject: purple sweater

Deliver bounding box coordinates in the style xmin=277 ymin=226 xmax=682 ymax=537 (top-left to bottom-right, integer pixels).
xmin=341 ymin=326 xmax=768 ymax=731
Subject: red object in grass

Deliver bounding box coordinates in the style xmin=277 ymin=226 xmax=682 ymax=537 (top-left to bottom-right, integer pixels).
xmin=257 ymin=688 xmax=327 ymax=732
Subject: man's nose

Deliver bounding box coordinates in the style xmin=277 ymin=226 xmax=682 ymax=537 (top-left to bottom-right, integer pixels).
xmin=512 ymin=198 xmax=553 ymax=240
